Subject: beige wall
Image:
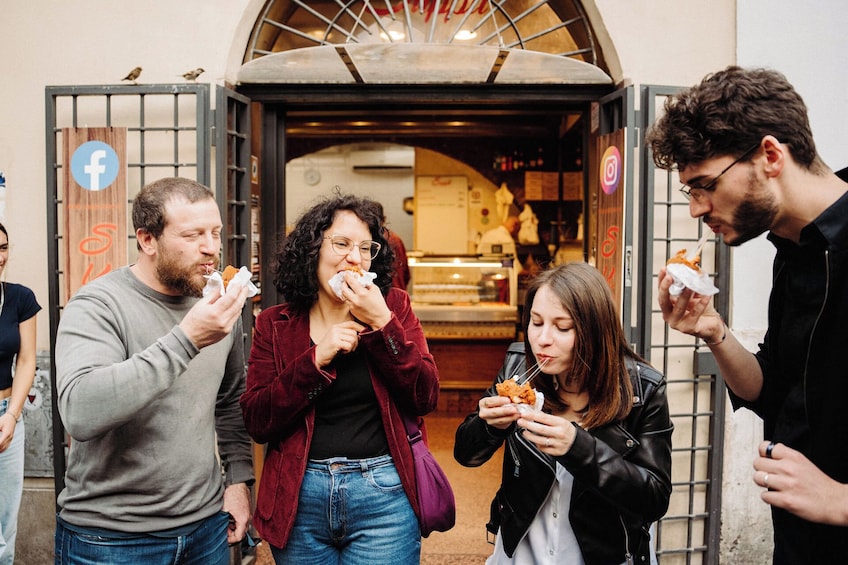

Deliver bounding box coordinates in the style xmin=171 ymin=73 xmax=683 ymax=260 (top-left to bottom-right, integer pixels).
xmin=0 ymin=0 xmax=737 ymax=355
xmin=0 ymin=0 xmax=258 ymax=353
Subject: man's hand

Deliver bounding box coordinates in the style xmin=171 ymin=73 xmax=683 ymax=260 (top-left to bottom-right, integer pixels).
xmin=180 ymin=282 xmax=249 ymax=349
xmin=753 ymin=441 xmax=848 ymax=526
xmin=222 ymin=482 xmax=251 ymax=545
xmin=657 ymin=266 xmax=724 ymax=343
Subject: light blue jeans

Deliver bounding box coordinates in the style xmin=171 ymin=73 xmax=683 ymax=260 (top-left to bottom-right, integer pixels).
xmin=0 ymin=398 xmax=24 ymax=565
xmin=54 ymin=510 xmax=230 ymax=565
xmin=270 ymin=454 xmax=420 ymax=565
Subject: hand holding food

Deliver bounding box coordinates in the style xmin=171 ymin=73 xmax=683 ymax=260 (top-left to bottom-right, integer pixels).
xmin=329 ymin=265 xmax=377 ymax=299
xmin=495 ymin=379 xmax=544 ymax=413
xmin=203 ymin=265 xmax=259 ymax=298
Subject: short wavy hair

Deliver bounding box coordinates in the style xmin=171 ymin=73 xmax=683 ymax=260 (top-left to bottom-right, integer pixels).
xmin=646 ymin=66 xmax=823 ymax=173
xmin=273 ymin=193 xmax=395 ymax=313
xmin=132 ymin=177 xmax=214 ymax=247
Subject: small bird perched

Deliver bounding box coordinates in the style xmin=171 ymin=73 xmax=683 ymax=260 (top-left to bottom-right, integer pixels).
xmin=122 ymin=66 xmax=142 ymax=83
xmin=182 ymin=67 xmax=205 ymax=81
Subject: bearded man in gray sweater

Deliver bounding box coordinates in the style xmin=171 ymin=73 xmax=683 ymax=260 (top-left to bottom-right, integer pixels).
xmin=54 ymin=177 xmax=253 ymax=565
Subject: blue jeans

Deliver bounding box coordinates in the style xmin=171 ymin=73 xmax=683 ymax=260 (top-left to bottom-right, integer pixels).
xmin=270 ymin=454 xmax=420 ymax=565
xmin=0 ymin=398 xmax=24 ymax=565
xmin=54 ymin=510 xmax=230 ymax=565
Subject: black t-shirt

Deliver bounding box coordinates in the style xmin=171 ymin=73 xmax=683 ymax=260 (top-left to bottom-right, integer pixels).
xmin=0 ymin=282 xmax=41 ymax=390
xmin=308 ymin=347 xmax=389 ymax=460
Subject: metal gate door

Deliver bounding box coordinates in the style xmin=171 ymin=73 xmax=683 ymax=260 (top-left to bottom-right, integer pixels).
xmin=635 ymin=85 xmax=731 ymax=564
xmin=44 ymin=83 xmax=253 ymax=498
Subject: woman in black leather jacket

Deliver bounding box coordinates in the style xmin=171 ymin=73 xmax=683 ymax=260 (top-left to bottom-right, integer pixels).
xmin=455 ymin=262 xmax=673 ymax=565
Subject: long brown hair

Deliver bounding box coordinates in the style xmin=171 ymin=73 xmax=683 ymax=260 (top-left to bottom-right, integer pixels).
xmin=523 ymin=262 xmax=637 ymax=429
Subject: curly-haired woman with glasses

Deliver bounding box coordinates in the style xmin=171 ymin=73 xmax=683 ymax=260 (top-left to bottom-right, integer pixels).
xmin=240 ymin=193 xmax=441 ymax=564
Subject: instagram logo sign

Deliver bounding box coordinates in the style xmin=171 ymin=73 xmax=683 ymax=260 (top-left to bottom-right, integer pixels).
xmin=599 ymin=146 xmax=622 ymax=195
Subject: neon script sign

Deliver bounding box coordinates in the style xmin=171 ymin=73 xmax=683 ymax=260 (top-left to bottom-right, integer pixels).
xmin=374 ymin=0 xmax=493 ymax=22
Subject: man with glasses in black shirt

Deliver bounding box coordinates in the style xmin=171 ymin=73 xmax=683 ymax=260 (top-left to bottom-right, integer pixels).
xmin=647 ymin=66 xmax=848 ymax=564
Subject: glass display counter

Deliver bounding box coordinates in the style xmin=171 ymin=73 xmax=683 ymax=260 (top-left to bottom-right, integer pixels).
xmin=408 ymin=255 xmax=518 ymax=340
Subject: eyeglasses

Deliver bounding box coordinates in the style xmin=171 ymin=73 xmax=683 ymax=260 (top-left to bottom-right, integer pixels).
xmin=679 ymin=143 xmax=760 ymax=202
xmin=324 ymin=235 xmax=381 ymax=260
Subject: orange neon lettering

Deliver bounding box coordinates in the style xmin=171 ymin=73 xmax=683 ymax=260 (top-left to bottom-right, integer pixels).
xmin=600 ymin=226 xmax=619 ymax=258
xmin=81 ymin=262 xmax=112 ymax=285
xmin=78 ymin=223 xmax=117 ymax=256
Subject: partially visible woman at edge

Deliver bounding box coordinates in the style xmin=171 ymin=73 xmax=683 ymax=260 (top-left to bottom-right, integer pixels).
xmin=454 ymin=262 xmax=672 ymax=565
xmin=0 ymin=222 xmax=41 ymax=565
xmin=240 ymin=194 xmax=441 ymax=564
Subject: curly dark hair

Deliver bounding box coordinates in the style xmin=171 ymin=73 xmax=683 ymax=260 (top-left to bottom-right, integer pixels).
xmin=645 ymin=66 xmax=824 ymax=173
xmin=273 ymin=193 xmax=395 ymax=313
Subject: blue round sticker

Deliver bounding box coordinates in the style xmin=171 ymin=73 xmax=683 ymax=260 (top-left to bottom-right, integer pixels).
xmin=71 ymin=141 xmax=120 ymax=191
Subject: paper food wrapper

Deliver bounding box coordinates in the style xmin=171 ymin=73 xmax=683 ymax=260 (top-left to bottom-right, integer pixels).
xmin=329 ymin=269 xmax=377 ymax=299
xmin=666 ymin=263 xmax=719 ymax=296
xmin=515 ymin=391 xmax=545 ymax=415
xmin=203 ymin=266 xmax=259 ymax=298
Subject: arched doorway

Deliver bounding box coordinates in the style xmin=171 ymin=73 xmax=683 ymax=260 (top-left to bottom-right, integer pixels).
xmin=234 ymin=2 xmax=724 ymax=563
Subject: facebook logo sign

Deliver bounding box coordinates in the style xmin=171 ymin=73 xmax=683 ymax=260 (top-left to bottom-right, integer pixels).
xmin=71 ymin=141 xmax=120 ymax=191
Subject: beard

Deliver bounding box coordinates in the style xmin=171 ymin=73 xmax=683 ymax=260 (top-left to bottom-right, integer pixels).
xmin=721 ymin=171 xmax=778 ymax=247
xmin=156 ymin=247 xmax=215 ymax=297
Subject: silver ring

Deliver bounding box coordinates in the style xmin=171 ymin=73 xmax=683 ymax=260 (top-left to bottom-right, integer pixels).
xmin=763 ymin=473 xmax=770 ymax=488
xmin=545 ymin=438 xmax=550 ymax=447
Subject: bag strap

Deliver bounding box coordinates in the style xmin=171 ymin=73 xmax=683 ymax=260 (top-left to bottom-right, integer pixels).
xmin=401 ymin=412 xmax=422 ymax=445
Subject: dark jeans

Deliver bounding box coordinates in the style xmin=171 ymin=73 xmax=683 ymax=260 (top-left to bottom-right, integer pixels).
xmin=54 ymin=510 xmax=230 ymax=565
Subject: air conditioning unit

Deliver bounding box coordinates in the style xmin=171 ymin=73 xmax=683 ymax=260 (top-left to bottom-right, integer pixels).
xmin=348 ymin=148 xmax=414 ymax=172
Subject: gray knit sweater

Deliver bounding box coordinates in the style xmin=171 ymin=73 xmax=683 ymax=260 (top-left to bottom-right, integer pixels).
xmin=55 ymin=266 xmax=253 ymax=533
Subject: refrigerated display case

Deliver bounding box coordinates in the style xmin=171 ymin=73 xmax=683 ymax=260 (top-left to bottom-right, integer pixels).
xmin=408 ymin=255 xmax=518 ymax=340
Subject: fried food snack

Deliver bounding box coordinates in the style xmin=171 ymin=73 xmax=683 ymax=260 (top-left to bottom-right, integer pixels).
xmin=345 ymin=265 xmax=364 ymax=275
xmin=666 ymin=249 xmax=719 ymax=296
xmin=666 ymin=249 xmax=701 ymax=273
xmin=221 ymin=265 xmax=239 ymax=289
xmin=495 ymin=379 xmax=537 ymax=406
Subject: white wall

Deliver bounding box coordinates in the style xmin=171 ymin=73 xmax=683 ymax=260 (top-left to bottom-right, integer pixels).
xmin=723 ymin=3 xmax=848 ymax=562
xmin=0 ymin=0 xmax=257 ymax=353
xmin=735 ymin=0 xmax=848 ymax=330
xmin=285 ymin=144 xmax=415 ymax=243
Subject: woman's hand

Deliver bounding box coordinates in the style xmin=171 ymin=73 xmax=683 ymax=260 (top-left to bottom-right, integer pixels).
xmin=518 ymin=410 xmax=578 ymax=456
xmin=340 ymin=272 xmax=392 ymax=330
xmin=0 ymin=411 xmax=17 ymax=453
xmin=477 ymin=395 xmax=519 ymax=430
xmin=314 ymin=320 xmax=366 ymax=368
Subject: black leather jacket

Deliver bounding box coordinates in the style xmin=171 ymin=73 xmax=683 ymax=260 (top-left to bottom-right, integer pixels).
xmin=454 ymin=343 xmax=673 ymax=565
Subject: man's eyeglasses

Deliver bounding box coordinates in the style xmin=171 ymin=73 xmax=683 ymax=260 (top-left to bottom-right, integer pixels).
xmin=324 ymin=235 xmax=381 ymax=260
xmin=679 ymin=143 xmax=760 ymax=202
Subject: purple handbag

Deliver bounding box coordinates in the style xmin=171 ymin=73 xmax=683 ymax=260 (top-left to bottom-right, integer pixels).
xmin=402 ymin=413 xmax=456 ymax=537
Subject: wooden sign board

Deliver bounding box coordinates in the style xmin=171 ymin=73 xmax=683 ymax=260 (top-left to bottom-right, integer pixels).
xmin=594 ymin=129 xmax=626 ymax=307
xmin=62 ymin=127 xmax=128 ymax=301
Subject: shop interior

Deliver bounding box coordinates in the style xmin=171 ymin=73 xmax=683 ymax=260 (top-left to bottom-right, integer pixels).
xmin=275 ymin=106 xmax=591 ymax=393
